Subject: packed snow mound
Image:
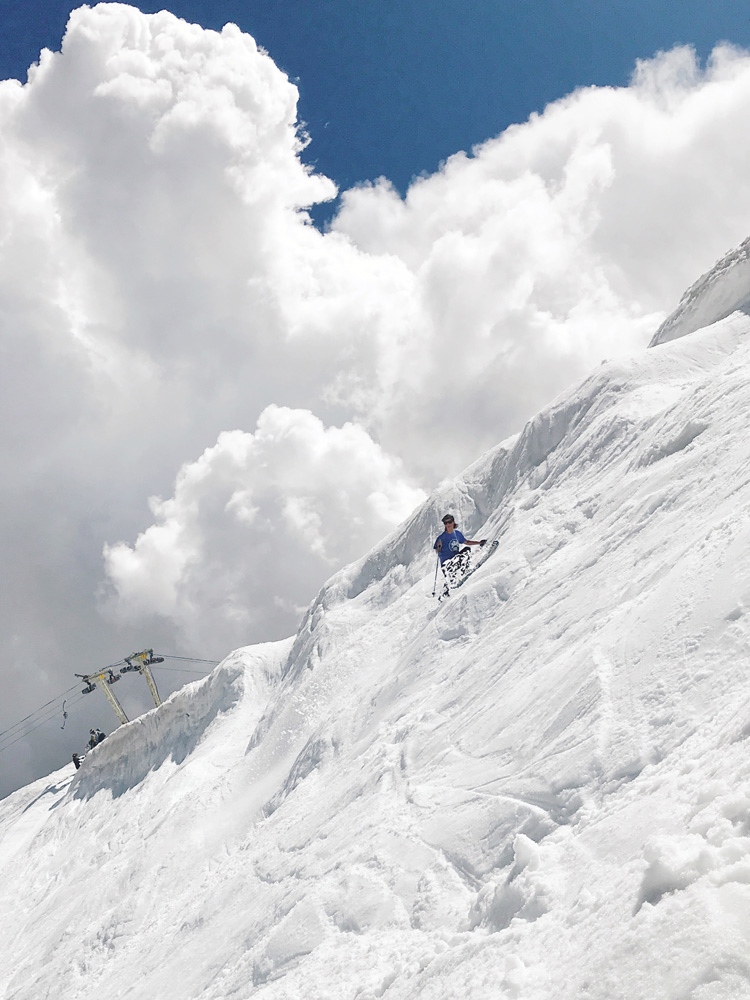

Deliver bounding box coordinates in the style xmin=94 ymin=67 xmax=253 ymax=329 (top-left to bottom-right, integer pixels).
xmin=650 ymin=234 xmax=750 ymax=346
xmin=5 ymin=313 xmax=750 ymax=999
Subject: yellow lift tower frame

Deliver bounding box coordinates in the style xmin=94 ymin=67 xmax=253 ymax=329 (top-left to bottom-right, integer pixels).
xmin=123 ymin=649 xmax=163 ymax=708
xmin=77 ymin=650 xmax=164 ymax=728
xmin=76 ymin=669 xmax=130 ymax=725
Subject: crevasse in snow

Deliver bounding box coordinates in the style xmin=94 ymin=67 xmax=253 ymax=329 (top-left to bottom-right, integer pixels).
xmin=4 ymin=272 xmax=750 ymax=997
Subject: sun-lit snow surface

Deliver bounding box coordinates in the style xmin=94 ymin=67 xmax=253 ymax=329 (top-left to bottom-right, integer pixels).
xmin=5 ymin=308 xmax=750 ymax=997
xmin=650 ymin=235 xmax=750 ymax=346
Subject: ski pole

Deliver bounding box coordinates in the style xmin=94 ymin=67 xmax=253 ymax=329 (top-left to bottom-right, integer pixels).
xmin=431 ymin=554 xmax=441 ymax=597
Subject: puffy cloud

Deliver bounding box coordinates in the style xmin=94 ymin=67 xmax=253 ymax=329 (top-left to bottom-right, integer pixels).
xmin=103 ymin=406 xmax=425 ymax=649
xmin=330 ymin=44 xmax=750 ymax=471
xmin=3 ymin=5 xmax=750 ymax=792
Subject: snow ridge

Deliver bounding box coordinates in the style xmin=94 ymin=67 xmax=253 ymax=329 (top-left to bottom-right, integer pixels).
xmin=650 ymin=234 xmax=750 ymax=346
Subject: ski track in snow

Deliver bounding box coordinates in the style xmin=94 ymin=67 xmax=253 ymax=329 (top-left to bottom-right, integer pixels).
xmin=5 ymin=311 xmax=750 ymax=997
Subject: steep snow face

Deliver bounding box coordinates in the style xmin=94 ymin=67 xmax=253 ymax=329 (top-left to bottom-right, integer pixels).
xmin=650 ymin=235 xmax=750 ymax=346
xmin=4 ymin=313 xmax=750 ymax=999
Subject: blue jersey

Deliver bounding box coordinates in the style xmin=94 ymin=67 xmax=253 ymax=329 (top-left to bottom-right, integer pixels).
xmin=434 ymin=529 xmax=466 ymax=563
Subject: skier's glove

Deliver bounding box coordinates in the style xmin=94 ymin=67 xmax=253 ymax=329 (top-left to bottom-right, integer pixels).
xmin=479 ymin=539 xmax=487 ymax=547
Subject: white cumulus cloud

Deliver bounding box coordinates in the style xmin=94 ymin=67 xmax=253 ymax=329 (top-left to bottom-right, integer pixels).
xmin=103 ymin=406 xmax=426 ymax=649
xmin=330 ymin=44 xmax=750 ymax=471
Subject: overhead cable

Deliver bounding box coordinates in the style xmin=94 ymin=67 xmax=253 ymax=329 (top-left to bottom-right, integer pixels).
xmin=151 ymin=665 xmax=213 ymax=675
xmin=160 ymin=655 xmax=220 ymax=665
xmin=0 ymin=683 xmax=79 ymax=742
xmin=0 ymin=692 xmax=87 ymax=755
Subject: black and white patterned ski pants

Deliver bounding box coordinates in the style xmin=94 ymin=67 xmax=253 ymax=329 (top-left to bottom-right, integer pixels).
xmin=442 ymin=548 xmax=472 ymax=588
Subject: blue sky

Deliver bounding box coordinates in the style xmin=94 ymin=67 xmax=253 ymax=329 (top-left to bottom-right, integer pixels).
xmin=3 ymin=0 xmax=750 ymax=203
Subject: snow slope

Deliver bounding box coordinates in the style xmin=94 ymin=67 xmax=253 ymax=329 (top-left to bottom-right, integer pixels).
xmin=4 ymin=310 xmax=750 ymax=998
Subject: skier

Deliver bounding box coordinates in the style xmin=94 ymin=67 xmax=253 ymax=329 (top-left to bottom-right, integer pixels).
xmin=88 ymin=729 xmax=98 ymax=750
xmin=434 ymin=514 xmax=486 ymax=596
xmin=96 ymin=729 xmax=106 ymax=744
xmin=72 ymin=753 xmax=81 ymax=770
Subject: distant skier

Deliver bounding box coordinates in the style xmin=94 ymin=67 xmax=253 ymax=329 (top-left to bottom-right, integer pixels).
xmin=96 ymin=729 xmax=106 ymax=744
xmin=88 ymin=729 xmax=98 ymax=750
xmin=72 ymin=753 xmax=81 ymax=770
xmin=434 ymin=514 xmax=486 ymax=596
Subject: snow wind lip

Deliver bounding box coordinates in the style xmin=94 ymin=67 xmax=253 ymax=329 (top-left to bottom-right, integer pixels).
xmin=649 ymin=234 xmax=750 ymax=348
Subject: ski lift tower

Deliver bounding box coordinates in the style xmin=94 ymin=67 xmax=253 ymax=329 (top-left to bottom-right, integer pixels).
xmin=76 ymin=669 xmax=129 ymax=726
xmin=121 ymin=649 xmax=164 ymax=707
